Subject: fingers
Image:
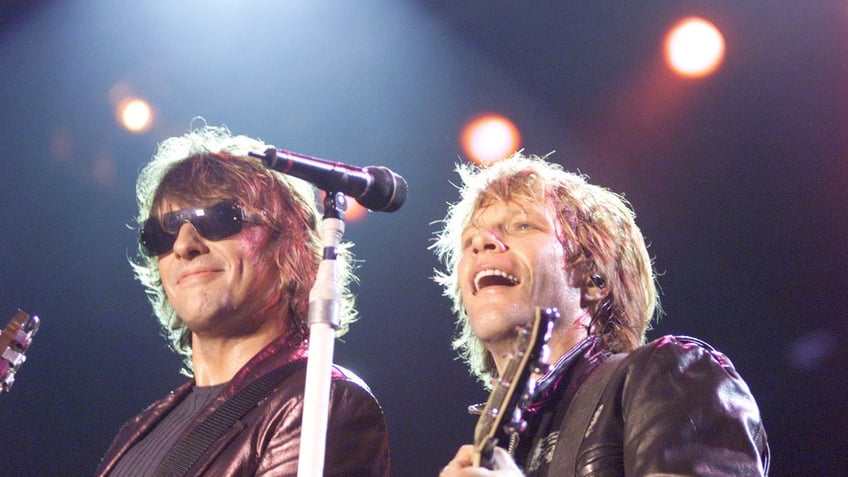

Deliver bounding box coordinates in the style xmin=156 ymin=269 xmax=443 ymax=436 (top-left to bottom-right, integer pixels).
xmin=489 ymin=446 xmax=523 ymax=473
xmin=453 ymin=444 xmax=475 ymax=464
xmin=440 ymin=445 xmax=475 ymax=476
xmin=439 ymin=445 xmax=524 ymax=476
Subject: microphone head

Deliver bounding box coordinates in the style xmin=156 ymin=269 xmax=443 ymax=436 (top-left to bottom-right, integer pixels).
xmin=360 ymin=166 xmax=408 ymax=212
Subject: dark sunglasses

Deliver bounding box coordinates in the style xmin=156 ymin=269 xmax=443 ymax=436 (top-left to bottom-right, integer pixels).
xmin=140 ymin=201 xmax=259 ymax=256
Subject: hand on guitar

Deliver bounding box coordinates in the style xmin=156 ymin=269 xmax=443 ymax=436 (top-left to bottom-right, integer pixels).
xmin=440 ymin=445 xmax=522 ymax=476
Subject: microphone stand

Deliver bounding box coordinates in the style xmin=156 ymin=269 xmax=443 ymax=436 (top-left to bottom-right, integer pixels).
xmin=298 ymin=191 xmax=346 ymax=477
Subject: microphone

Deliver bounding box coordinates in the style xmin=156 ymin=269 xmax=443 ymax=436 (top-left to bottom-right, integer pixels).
xmin=249 ymin=148 xmax=407 ymax=212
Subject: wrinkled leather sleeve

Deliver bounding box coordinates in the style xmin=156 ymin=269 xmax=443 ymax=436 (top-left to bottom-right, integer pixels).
xmin=614 ymin=336 xmax=767 ymax=476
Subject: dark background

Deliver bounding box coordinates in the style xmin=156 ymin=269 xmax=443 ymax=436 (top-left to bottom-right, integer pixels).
xmin=1 ymin=1 xmax=845 ymax=475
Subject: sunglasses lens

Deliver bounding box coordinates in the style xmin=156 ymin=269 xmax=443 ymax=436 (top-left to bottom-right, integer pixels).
xmin=192 ymin=202 xmax=244 ymax=240
xmin=139 ymin=201 xmax=247 ymax=257
xmin=140 ymin=218 xmax=176 ymax=256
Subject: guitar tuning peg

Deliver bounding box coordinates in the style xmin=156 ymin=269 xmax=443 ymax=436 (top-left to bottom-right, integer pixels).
xmin=504 ymin=417 xmax=528 ymax=435
xmin=22 ymin=314 xmax=40 ymax=334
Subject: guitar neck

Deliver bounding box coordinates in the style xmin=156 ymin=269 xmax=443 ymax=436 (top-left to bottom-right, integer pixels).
xmin=472 ymin=307 xmax=558 ymax=468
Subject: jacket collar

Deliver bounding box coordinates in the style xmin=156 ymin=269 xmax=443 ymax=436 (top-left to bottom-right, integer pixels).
xmin=529 ymin=334 xmax=603 ymax=409
xmin=222 ymin=337 xmax=307 ymax=397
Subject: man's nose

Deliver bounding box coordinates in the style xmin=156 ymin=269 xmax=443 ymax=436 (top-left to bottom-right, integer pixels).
xmin=470 ymin=229 xmax=507 ymax=254
xmin=171 ymin=222 xmax=209 ymax=259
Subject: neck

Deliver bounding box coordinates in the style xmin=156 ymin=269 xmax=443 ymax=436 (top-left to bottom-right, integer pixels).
xmin=546 ymin=310 xmax=593 ymax=367
xmin=190 ymin=323 xmax=284 ymax=386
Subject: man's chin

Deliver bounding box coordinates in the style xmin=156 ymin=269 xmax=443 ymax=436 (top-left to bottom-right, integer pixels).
xmin=470 ymin=310 xmax=532 ymax=340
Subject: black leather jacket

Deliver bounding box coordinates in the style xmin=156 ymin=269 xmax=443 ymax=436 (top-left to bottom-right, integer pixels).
xmin=95 ymin=339 xmax=390 ymax=476
xmin=507 ymin=335 xmax=769 ymax=476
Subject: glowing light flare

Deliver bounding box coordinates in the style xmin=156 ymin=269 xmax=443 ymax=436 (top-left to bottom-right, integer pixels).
xmin=461 ymin=114 xmax=521 ymax=166
xmin=119 ymin=98 xmax=154 ymax=133
xmin=344 ymin=198 xmax=367 ymax=222
xmin=664 ymin=17 xmax=725 ymax=78
xmin=49 ymin=128 xmax=74 ymax=161
xmin=92 ymin=151 xmax=117 ymax=187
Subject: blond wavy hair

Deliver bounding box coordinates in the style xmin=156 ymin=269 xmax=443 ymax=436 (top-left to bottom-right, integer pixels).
xmin=432 ymin=152 xmax=659 ymax=384
xmin=131 ymin=125 xmax=358 ymax=375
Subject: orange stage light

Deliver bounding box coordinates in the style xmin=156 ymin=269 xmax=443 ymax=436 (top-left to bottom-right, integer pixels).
xmin=461 ymin=113 xmax=521 ymax=165
xmin=665 ymin=17 xmax=725 ymax=78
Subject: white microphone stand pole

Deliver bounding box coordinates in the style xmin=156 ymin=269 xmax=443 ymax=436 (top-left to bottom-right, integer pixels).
xmin=298 ymin=191 xmax=346 ymax=477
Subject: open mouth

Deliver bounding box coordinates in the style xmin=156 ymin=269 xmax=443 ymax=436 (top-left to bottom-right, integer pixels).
xmin=473 ymin=269 xmax=520 ymax=294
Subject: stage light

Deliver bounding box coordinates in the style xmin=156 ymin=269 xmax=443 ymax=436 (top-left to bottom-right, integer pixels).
xmin=119 ymin=98 xmax=154 ymax=133
xmin=461 ymin=113 xmax=521 ymax=165
xmin=664 ymin=17 xmax=725 ymax=78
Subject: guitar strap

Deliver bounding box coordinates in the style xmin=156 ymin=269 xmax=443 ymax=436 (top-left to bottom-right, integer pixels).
xmin=548 ymin=352 xmax=627 ymax=474
xmin=154 ymin=357 xmax=308 ymax=477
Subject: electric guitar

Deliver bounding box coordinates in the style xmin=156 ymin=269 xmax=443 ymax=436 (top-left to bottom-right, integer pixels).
xmin=472 ymin=306 xmax=558 ymax=469
xmin=0 ymin=310 xmax=40 ymax=394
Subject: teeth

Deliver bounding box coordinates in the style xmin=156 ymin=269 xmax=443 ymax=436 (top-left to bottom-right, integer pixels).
xmin=473 ymin=269 xmax=520 ymax=293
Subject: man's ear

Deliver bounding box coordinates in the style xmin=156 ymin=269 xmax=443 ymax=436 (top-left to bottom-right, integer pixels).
xmin=582 ymin=273 xmax=610 ymax=305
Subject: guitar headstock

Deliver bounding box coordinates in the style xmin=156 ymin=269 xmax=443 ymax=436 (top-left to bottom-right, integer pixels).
xmin=0 ymin=310 xmax=40 ymax=394
xmin=472 ymin=306 xmax=558 ymax=468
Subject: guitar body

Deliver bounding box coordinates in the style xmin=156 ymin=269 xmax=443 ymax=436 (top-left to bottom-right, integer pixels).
xmin=472 ymin=306 xmax=558 ymax=468
xmin=0 ymin=309 xmax=40 ymax=394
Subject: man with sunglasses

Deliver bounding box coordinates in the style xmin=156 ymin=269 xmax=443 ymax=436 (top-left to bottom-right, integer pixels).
xmin=95 ymin=125 xmax=390 ymax=476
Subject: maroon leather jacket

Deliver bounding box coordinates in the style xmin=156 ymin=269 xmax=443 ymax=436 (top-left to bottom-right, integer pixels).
xmin=95 ymin=339 xmax=390 ymax=476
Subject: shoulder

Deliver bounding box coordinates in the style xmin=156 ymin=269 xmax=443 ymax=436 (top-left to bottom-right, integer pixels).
xmin=258 ymin=362 xmax=386 ymax=431
xmin=611 ymin=338 xmax=769 ymax=474
xmin=331 ymin=364 xmax=374 ymax=394
xmin=633 ymin=334 xmax=721 ymax=355
xmin=622 ymin=334 xmax=741 ymax=378
xmin=329 ymin=365 xmax=385 ymax=417
xmin=261 ymin=361 xmax=380 ymax=407
xmin=614 ymin=334 xmax=761 ymax=424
